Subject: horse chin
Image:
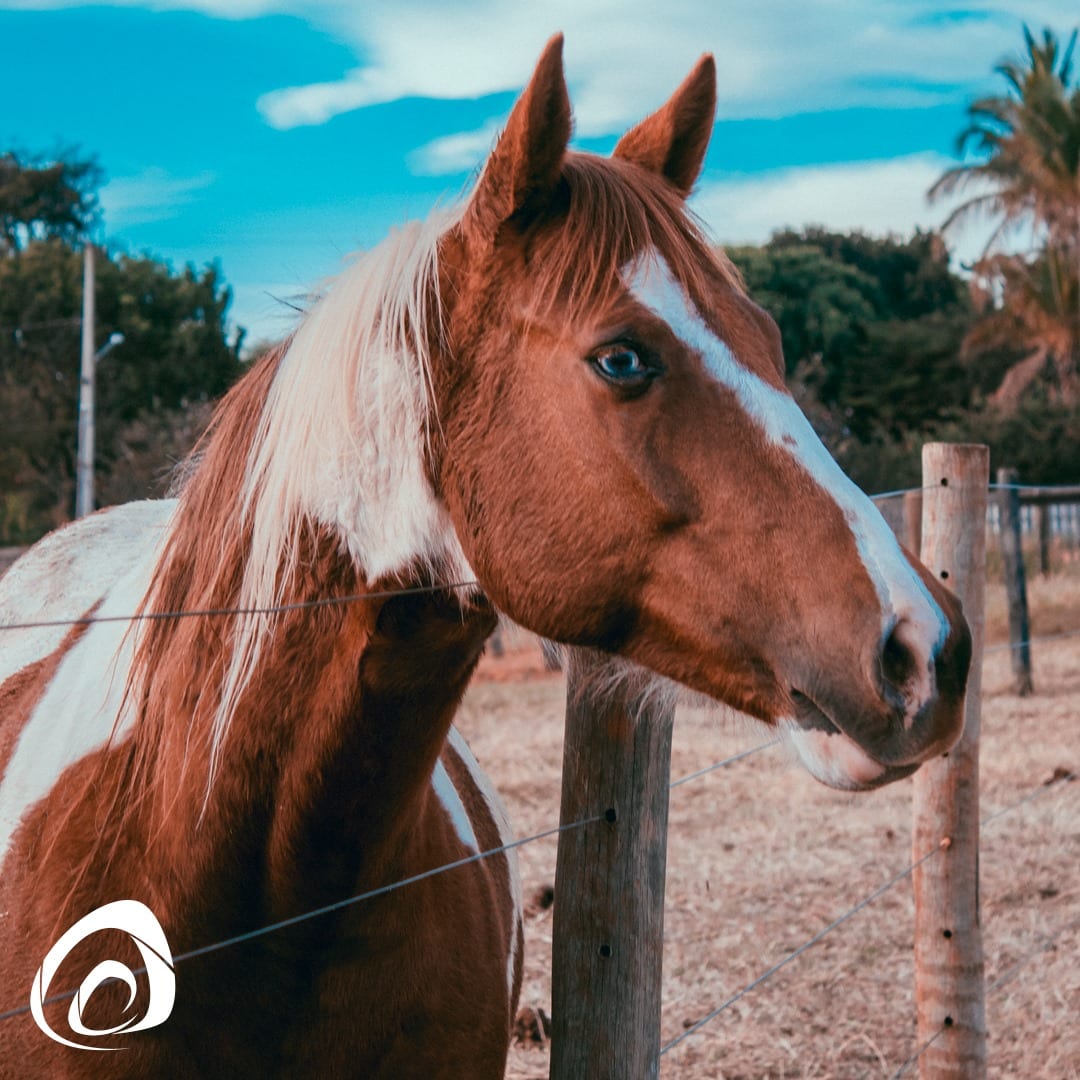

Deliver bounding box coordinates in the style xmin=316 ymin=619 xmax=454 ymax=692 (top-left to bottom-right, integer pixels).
xmin=780 ymin=719 xmax=920 ymax=792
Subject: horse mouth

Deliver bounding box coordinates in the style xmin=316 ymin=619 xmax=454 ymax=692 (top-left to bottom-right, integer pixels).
xmin=787 ymin=689 xmax=920 ymax=791
xmin=790 ymin=689 xmax=841 ymax=735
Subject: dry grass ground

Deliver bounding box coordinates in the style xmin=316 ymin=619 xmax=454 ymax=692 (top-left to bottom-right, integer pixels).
xmin=459 ymin=567 xmax=1080 ymax=1080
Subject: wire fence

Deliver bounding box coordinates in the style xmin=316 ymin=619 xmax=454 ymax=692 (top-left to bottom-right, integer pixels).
xmin=3 ymin=479 xmax=1080 ymax=635
xmin=661 ymin=765 xmax=1077 ymax=1063
xmin=0 ymin=478 xmax=1077 ymax=1073
xmin=0 ymin=735 xmax=786 ymax=1026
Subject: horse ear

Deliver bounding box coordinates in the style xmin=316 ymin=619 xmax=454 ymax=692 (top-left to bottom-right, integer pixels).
xmin=613 ymin=55 xmax=716 ymax=196
xmin=464 ymin=34 xmax=571 ymax=242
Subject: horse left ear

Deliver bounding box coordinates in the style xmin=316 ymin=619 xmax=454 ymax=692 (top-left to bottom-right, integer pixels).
xmin=464 ymin=34 xmax=572 ymax=244
xmin=613 ymin=55 xmax=716 ymax=196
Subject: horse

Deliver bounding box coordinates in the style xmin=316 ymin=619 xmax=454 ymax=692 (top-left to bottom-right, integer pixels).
xmin=0 ymin=35 xmax=970 ymax=1078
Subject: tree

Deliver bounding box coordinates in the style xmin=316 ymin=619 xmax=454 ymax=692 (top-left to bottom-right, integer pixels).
xmin=0 ymin=149 xmax=246 ymax=543
xmin=930 ymin=25 xmax=1080 ymax=405
xmin=727 ymin=229 xmax=981 ymax=441
xmin=0 ymin=148 xmax=102 ymax=254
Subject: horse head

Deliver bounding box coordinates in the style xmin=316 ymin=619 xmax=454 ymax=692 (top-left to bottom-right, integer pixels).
xmin=432 ymin=35 xmax=970 ymax=791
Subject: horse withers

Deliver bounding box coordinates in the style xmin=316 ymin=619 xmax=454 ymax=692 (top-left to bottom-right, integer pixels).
xmin=0 ymin=35 xmax=969 ymax=1079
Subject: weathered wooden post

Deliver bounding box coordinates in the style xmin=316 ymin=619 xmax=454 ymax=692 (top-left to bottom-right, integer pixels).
xmin=996 ymin=467 xmax=1033 ymax=696
xmin=550 ymin=651 xmax=675 ymax=1080
xmin=904 ymin=488 xmax=924 ymax=555
xmin=912 ymin=443 xmax=988 ymax=1079
xmin=1036 ymin=504 xmax=1051 ymax=576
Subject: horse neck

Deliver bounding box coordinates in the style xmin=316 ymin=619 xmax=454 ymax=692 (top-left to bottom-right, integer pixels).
xmin=130 ymin=529 xmax=494 ymax=921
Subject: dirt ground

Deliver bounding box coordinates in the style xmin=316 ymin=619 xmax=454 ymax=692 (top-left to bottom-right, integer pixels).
xmin=460 ymin=577 xmax=1080 ymax=1079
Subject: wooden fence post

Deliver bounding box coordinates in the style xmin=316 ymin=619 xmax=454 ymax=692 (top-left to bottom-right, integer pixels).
xmin=996 ymin=467 xmax=1033 ymax=696
xmin=550 ymin=651 xmax=675 ymax=1080
xmin=912 ymin=443 xmax=988 ymax=1079
xmin=1037 ymin=504 xmax=1051 ymax=576
xmin=903 ymin=488 xmax=924 ymax=555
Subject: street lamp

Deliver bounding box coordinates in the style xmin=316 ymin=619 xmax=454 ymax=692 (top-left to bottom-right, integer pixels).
xmin=75 ymin=330 xmax=124 ymax=519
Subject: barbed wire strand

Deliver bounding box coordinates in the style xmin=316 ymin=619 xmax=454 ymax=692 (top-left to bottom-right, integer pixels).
xmin=867 ymin=479 xmax=1080 ymax=502
xmin=982 ymin=771 xmax=1076 ymax=827
xmin=665 ymin=762 xmax=1079 ymax=1057
xmin=0 ymin=579 xmax=481 ymax=633
xmin=0 ymin=736 xmax=781 ymax=1026
xmin=988 ymin=481 xmax=1080 ymax=494
xmin=660 ymin=841 xmax=948 ymax=1057
xmin=986 ymin=916 xmax=1080 ymax=994
xmin=3 ymin=472 xmax=1079 ymax=635
xmin=892 ymin=914 xmax=1080 ymax=1077
xmin=0 ymin=814 xmax=600 ymax=1024
xmin=669 ymin=738 xmax=782 ymax=788
xmin=891 ymin=1022 xmax=949 ymax=1079
xmin=984 ymin=627 xmax=1080 ymax=655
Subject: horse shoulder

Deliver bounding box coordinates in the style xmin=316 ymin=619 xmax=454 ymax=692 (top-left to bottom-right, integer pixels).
xmin=0 ymin=500 xmax=173 ymax=868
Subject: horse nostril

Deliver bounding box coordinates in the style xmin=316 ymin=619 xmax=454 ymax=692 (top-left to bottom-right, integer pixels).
xmin=880 ymin=621 xmax=918 ymax=694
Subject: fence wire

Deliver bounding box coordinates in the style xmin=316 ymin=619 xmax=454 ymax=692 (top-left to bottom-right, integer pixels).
xmin=665 ymin=765 xmax=1078 ymax=1058
xmin=893 ymin=773 xmax=1079 ymax=1075
xmin=0 ymin=479 xmax=1077 ymax=1051
xmin=661 ymin=842 xmax=949 ymax=1056
xmin=0 ymin=735 xmax=781 ymax=1027
xmin=891 ymin=913 xmax=1080 ymax=1079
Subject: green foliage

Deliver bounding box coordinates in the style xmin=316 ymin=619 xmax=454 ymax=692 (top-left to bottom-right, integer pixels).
xmin=727 ymin=225 xmax=1079 ymax=495
xmin=0 ymin=149 xmax=245 ymax=544
xmin=0 ymin=149 xmax=102 ymax=254
xmin=937 ymin=385 xmax=1080 ymax=484
xmin=727 ymin=229 xmax=980 ymax=441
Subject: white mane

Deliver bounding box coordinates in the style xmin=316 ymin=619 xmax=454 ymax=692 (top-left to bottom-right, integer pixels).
xmin=208 ymin=209 xmax=474 ymax=785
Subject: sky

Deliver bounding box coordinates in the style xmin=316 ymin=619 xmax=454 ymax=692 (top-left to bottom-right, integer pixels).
xmin=1 ymin=1 xmax=1077 ymax=348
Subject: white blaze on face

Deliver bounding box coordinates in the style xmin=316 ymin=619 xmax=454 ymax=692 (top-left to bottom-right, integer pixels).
xmin=625 ymin=253 xmax=949 ymax=724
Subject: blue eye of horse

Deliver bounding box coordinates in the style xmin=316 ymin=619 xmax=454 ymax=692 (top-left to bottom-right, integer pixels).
xmin=591 ymin=345 xmax=649 ymax=383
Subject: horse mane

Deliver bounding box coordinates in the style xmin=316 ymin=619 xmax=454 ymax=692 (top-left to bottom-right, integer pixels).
xmin=122 ymin=149 xmax=743 ymax=803
xmin=126 ymin=209 xmax=469 ymax=799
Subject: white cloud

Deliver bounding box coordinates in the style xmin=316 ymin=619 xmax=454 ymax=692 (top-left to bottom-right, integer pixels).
xmin=407 ymin=120 xmax=501 ymax=176
xmin=8 ymin=0 xmax=1080 ymax=130
xmin=100 ymin=168 xmax=216 ymax=228
xmin=243 ymin=0 xmax=1080 ymax=138
xmin=691 ymin=153 xmax=1005 ymax=267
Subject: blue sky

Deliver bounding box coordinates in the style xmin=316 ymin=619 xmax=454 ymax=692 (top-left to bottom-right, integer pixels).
xmin=1 ymin=1 xmax=1076 ymax=347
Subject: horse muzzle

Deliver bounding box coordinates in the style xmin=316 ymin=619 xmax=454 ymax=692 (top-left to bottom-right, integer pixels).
xmin=783 ymin=602 xmax=972 ymax=791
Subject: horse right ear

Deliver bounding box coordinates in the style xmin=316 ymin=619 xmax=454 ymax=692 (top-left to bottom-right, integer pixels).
xmin=464 ymin=34 xmax=571 ymax=245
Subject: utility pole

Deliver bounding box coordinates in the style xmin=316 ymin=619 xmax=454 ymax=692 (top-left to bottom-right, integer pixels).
xmin=76 ymin=244 xmax=96 ymax=518
xmin=75 ymin=245 xmax=123 ymax=519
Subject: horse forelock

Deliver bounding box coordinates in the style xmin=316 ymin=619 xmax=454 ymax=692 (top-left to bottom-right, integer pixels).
xmin=521 ymin=153 xmax=742 ymax=321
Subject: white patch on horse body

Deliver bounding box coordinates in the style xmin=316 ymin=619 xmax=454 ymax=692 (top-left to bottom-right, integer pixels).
xmin=432 ymin=756 xmax=479 ymax=853
xmin=0 ymin=502 xmax=171 ymax=687
xmin=447 ymin=725 xmax=522 ymax=1003
xmin=626 ymin=253 xmax=948 ymax=716
xmin=0 ymin=503 xmax=171 ymax=868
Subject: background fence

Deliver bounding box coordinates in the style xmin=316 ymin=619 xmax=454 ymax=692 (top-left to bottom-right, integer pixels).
xmin=0 ymin=450 xmax=1077 ymax=1077
xmin=548 ymin=444 xmax=1078 ymax=1080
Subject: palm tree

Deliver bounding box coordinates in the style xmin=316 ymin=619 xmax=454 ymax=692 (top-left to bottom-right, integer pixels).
xmin=930 ymin=25 xmax=1080 ymax=405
